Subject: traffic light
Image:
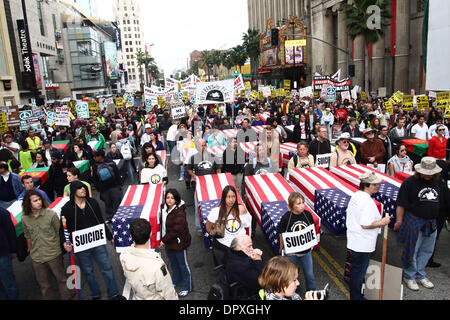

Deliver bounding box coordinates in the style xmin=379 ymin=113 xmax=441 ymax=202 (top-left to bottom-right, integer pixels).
xmin=271 ymin=29 xmax=279 ymax=46
xmin=348 ymin=65 xmax=355 ymax=77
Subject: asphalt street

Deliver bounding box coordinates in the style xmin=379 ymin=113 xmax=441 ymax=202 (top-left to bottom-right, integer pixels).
xmin=11 ymin=155 xmax=450 ymax=301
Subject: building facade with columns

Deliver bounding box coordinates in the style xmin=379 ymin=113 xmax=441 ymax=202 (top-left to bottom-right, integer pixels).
xmin=248 ymin=0 xmax=427 ymax=96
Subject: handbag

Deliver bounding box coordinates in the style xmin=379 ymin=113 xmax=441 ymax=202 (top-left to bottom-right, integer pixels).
xmin=210 ymin=208 xmax=232 ymax=239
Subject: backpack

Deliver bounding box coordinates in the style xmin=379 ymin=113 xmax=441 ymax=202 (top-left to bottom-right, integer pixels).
xmin=97 ymin=162 xmax=115 ymax=182
xmin=120 ymin=141 xmax=132 ymax=160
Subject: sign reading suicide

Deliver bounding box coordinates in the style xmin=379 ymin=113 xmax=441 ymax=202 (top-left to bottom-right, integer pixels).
xmin=195 ymin=80 xmax=235 ymax=105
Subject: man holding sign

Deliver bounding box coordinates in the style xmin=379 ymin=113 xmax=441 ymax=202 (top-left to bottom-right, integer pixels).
xmin=61 ymin=181 xmax=125 ymax=300
xmin=278 ymin=193 xmax=317 ymax=292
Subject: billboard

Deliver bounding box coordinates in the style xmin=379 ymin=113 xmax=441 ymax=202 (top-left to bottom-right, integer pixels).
xmin=104 ymin=41 xmax=118 ymax=80
xmin=285 ymin=46 xmax=304 ymax=65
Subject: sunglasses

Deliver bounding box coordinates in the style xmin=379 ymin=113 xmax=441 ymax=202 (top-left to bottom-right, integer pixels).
xmin=400 ymin=149 xmax=407 ymax=152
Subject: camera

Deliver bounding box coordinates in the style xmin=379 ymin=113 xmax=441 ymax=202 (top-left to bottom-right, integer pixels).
xmin=315 ymin=283 xmax=329 ymax=300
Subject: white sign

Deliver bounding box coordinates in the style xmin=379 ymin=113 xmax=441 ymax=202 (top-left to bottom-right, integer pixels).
xmin=171 ymin=103 xmax=187 ymax=120
xmin=46 ymin=111 xmax=56 ymax=126
xmin=282 ymin=224 xmax=318 ymax=255
xmin=299 ymin=86 xmax=313 ymax=98
xmin=367 ymin=163 xmax=386 ymax=174
xmin=55 ymin=106 xmax=70 ymax=126
xmin=72 ymin=224 xmax=107 ymax=253
xmin=233 ymin=74 xmax=246 ymax=91
xmin=316 ymin=153 xmax=332 ymax=168
xmin=195 ymin=79 xmax=235 ymax=104
xmin=378 ymin=87 xmax=387 ymax=98
xmin=76 ymin=102 xmax=89 ymax=119
xmin=341 ymin=91 xmax=351 ymax=101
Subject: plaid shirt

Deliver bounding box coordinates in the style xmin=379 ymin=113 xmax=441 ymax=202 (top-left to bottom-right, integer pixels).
xmin=397 ymin=213 xmax=437 ymax=268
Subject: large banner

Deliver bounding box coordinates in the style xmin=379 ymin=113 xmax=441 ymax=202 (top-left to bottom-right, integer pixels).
xmin=314 ymin=75 xmax=351 ymax=92
xmin=195 ymin=79 xmax=235 ymax=104
xmin=104 ymin=42 xmax=118 ymax=80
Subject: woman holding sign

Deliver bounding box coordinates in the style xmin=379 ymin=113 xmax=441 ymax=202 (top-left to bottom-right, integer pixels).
xmin=278 ymin=193 xmax=317 ymax=292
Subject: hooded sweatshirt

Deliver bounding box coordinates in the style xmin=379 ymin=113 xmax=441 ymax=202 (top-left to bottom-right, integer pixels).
xmin=60 ymin=181 xmax=111 ymax=241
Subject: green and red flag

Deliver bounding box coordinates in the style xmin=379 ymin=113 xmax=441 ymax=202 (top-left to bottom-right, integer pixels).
xmin=403 ymin=139 xmax=429 ymax=157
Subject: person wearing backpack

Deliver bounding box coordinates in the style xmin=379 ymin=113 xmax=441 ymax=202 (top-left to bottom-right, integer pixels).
xmin=117 ymin=133 xmax=137 ymax=185
xmin=91 ymin=150 xmax=123 ymax=222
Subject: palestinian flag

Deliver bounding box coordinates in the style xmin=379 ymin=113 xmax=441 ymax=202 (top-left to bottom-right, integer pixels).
xmin=21 ymin=167 xmax=50 ymax=186
xmin=73 ymin=160 xmax=90 ymax=174
xmin=52 ymin=140 xmax=70 ymax=154
xmin=88 ymin=140 xmax=103 ymax=152
xmin=402 ymin=139 xmax=429 ymax=157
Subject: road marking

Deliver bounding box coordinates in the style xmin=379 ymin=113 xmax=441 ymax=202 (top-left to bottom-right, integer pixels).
xmin=312 ymin=251 xmax=350 ymax=299
xmin=319 ymin=247 xmax=345 ymax=276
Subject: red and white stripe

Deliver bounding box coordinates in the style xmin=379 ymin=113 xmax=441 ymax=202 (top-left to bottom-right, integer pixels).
xmin=156 ymin=150 xmax=167 ymax=170
xmin=330 ymin=164 xmax=402 ymax=189
xmin=289 ymin=167 xmax=382 ymax=215
xmin=252 ymin=125 xmax=267 ymax=135
xmin=244 ymin=172 xmax=321 ymax=246
xmin=195 ymin=173 xmax=243 ymax=205
xmin=207 ymin=142 xmax=258 ymax=157
xmin=259 ymin=112 xmax=271 ymax=124
xmin=117 ymin=184 xmax=164 ymax=251
xmin=221 ymin=129 xmax=239 ymax=138
xmin=280 ymin=142 xmax=298 ymax=168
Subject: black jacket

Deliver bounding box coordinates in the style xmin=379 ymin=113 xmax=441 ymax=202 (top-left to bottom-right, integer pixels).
xmin=0 ymin=207 xmax=16 ymax=256
xmin=225 ymin=249 xmax=264 ymax=295
xmin=60 ymin=181 xmax=112 ymax=242
xmin=160 ymin=203 xmax=191 ymax=252
xmin=91 ymin=158 xmax=123 ymax=191
xmin=293 ymin=121 xmax=311 ymax=143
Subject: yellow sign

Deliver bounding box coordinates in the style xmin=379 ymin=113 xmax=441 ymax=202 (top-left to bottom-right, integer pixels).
xmin=314 ymin=91 xmax=319 ymax=99
xmin=436 ymin=92 xmax=450 ymax=109
xmin=115 ymin=97 xmax=124 ymax=108
xmin=157 ymin=96 xmax=165 ymax=106
xmin=389 ymin=90 xmax=403 ymax=105
xmin=285 ymin=39 xmax=307 ymax=47
xmin=278 ymin=88 xmax=285 ymax=97
xmin=245 ymin=81 xmax=251 ymax=90
xmin=67 ymin=101 xmax=77 ymax=115
xmin=69 ymin=112 xmax=75 ymax=120
xmin=0 ymin=113 xmax=8 ymax=133
xmin=285 ymin=89 xmax=291 ymax=99
xmin=402 ymin=95 xmax=414 ymax=111
xmin=416 ymin=96 xmax=429 ymax=110
xmin=284 ymin=80 xmax=291 ymax=89
xmin=241 ymin=90 xmax=246 ymax=98
xmin=445 ymin=105 xmax=450 ymax=118
xmin=383 ymin=100 xmax=393 ymax=114
xmin=361 ymin=92 xmax=367 ymax=101
xmin=88 ymin=101 xmax=99 ymax=114
xmin=183 ymin=91 xmax=189 ymax=100
xmin=271 ymin=90 xmax=277 ymax=98
xmin=258 ymin=91 xmax=264 ymax=100
xmin=250 ymin=90 xmax=258 ymax=100
xmin=178 ymin=82 xmax=182 ymax=91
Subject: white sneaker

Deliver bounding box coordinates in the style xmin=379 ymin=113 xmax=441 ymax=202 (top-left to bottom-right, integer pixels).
xmin=178 ymin=290 xmax=189 ymax=297
xmin=404 ymin=279 xmax=419 ymax=291
xmin=178 ymin=177 xmax=184 ymax=181
xmin=418 ymin=278 xmax=434 ymax=289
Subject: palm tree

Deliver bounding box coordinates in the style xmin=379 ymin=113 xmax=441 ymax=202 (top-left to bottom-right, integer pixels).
xmin=135 ymin=50 xmax=145 ymax=90
xmin=242 ymin=29 xmax=260 ymax=78
xmin=147 ymin=64 xmax=160 ymax=86
xmin=188 ymin=60 xmax=201 ymax=76
xmin=345 ymin=0 xmax=391 ymax=92
xmin=135 ymin=49 xmax=155 ymax=87
xmin=201 ymin=50 xmax=216 ymax=81
xmin=230 ymin=45 xmax=248 ymax=73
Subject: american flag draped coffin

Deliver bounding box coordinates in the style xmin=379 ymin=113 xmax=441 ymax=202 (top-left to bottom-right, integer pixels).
xmin=288 ymin=167 xmax=383 ymax=235
xmin=195 ymin=173 xmax=246 ymax=249
xmin=280 ymin=142 xmax=298 ymax=168
xmin=112 ymin=184 xmax=164 ymax=252
xmin=330 ymin=164 xmax=400 ymax=228
xmin=207 ymin=142 xmax=258 ymax=158
xmin=244 ymin=173 xmax=320 ymax=254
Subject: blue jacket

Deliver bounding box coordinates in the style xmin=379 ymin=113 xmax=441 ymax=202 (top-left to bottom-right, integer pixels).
xmin=7 ymin=172 xmax=25 ymax=199
xmin=17 ymin=188 xmax=51 ymax=205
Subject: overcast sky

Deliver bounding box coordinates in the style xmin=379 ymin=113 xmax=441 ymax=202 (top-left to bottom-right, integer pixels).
xmin=95 ymin=0 xmax=249 ymax=75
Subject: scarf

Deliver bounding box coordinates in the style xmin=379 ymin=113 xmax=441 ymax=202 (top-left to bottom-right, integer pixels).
xmin=389 ymin=155 xmax=412 ymax=173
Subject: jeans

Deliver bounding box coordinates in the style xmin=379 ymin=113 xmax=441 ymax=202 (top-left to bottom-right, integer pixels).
xmin=404 ymin=230 xmax=437 ymax=281
xmin=0 ymin=255 xmax=20 ymax=300
xmin=75 ymin=245 xmax=119 ymax=299
xmin=100 ymin=187 xmax=123 ymax=220
xmin=166 ymin=249 xmax=193 ymax=292
xmin=167 ymin=141 xmax=175 ymax=157
xmin=348 ymin=251 xmax=372 ymax=300
xmin=286 ymin=251 xmax=316 ymax=292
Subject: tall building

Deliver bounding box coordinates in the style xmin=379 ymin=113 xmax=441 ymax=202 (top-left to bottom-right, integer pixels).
xmin=71 ymin=0 xmax=98 ymax=17
xmin=113 ymin=0 xmax=145 ymax=92
xmin=248 ymin=0 xmax=427 ymax=96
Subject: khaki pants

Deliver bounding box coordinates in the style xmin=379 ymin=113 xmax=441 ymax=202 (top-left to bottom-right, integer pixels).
xmin=32 ymin=255 xmax=72 ymax=300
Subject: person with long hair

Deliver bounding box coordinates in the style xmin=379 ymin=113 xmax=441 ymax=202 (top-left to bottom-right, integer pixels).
xmin=137 ymin=142 xmax=161 ymax=183
xmin=206 ymin=185 xmax=251 ymax=267
xmin=387 ymin=145 xmax=414 ymax=177
xmin=140 ymin=153 xmax=167 ymax=185
xmin=21 ymin=190 xmax=72 ymax=300
xmin=159 ymin=189 xmax=192 ymax=298
xmin=258 ymin=256 xmax=323 ymax=300
xmin=31 ymin=152 xmax=48 ymax=169
xmin=149 ymin=131 xmax=165 ymax=151
xmin=63 ymin=167 xmax=92 ymax=197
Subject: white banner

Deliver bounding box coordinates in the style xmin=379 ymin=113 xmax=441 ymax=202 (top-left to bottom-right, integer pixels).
xmin=233 ymin=74 xmax=246 ymax=91
xmin=76 ymin=102 xmax=89 ymax=119
xmin=299 ymin=86 xmax=314 ymax=98
xmin=195 ymin=79 xmax=235 ymax=104
xmin=282 ymin=224 xmax=318 ymax=255
xmin=55 ymin=106 xmax=70 ymax=126
xmin=341 ymin=91 xmax=351 ymax=101
xmin=72 ymin=224 xmax=107 ymax=253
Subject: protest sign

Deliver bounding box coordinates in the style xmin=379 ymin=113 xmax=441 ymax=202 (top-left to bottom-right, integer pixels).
xmin=76 ymin=102 xmax=89 ymax=119
xmin=250 ymin=90 xmax=258 ymax=100
xmin=299 ymin=86 xmax=313 ymax=98
xmin=436 ymin=92 xmax=449 ymax=109
xmin=361 ymin=91 xmax=367 ymax=101
xmin=284 ymin=79 xmax=291 ymax=89
xmin=233 ymin=74 xmax=245 ymax=91
xmin=389 ymin=91 xmax=403 ymax=105
xmin=277 ymin=88 xmax=285 ymax=97
xmin=402 ymin=95 xmax=414 ymax=111
xmin=32 ymin=106 xmax=45 ymax=119
xmin=19 ymin=110 xmax=33 ymax=131
xmin=0 ymin=113 xmax=8 ymax=133
xmin=383 ymin=100 xmax=393 ymax=114
xmin=72 ymin=224 xmax=107 ymax=253
xmin=282 ymin=224 xmax=318 ymax=255
xmin=46 ymin=111 xmax=56 ymax=126
xmin=341 ymin=91 xmax=351 ymax=101
xmin=115 ymin=97 xmax=124 ymax=108
xmin=171 ymin=103 xmax=187 ymax=120
xmin=325 ymin=86 xmax=336 ymax=102
xmin=195 ymin=79 xmax=235 ymax=104
xmin=88 ymin=100 xmax=99 ymax=115
xmin=316 ymin=153 xmax=332 ymax=168
xmin=55 ymin=107 xmax=70 ymax=126
xmin=416 ymin=95 xmax=429 ymax=110
xmin=245 ymin=81 xmax=251 ymax=90
xmin=0 ymin=105 xmax=19 ymax=128
xmin=378 ymin=87 xmax=387 ymax=98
